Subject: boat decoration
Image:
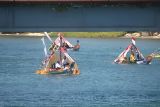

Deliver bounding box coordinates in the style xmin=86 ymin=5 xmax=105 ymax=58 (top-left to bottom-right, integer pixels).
xmin=48 ymin=32 xmax=80 ymax=52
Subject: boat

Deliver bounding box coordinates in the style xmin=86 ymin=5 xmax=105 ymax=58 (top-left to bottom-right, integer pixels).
xmin=114 ymin=37 xmax=152 ymax=64
xmin=36 ymin=32 xmax=80 ymax=75
xmin=36 ymin=49 xmax=80 ymax=75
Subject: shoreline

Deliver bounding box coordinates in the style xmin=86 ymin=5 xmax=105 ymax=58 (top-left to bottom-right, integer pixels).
xmin=0 ymin=33 xmax=160 ymax=39
xmin=0 ymin=33 xmax=44 ymax=37
xmin=120 ymin=36 xmax=160 ymax=40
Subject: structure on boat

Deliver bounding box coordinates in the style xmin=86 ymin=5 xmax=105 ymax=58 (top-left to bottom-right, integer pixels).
xmin=48 ymin=32 xmax=80 ymax=52
xmin=114 ymin=37 xmax=152 ymax=64
xmin=36 ymin=32 xmax=80 ymax=75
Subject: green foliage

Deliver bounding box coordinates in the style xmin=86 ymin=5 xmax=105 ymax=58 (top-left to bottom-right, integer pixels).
xmin=50 ymin=32 xmax=126 ymax=38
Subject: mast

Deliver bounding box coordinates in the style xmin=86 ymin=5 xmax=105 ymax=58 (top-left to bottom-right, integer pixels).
xmin=59 ymin=33 xmax=63 ymax=66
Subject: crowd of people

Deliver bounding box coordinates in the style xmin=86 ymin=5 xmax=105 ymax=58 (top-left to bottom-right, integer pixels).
xmin=49 ymin=55 xmax=75 ymax=72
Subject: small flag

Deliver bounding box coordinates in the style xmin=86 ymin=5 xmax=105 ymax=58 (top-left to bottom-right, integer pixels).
xmin=44 ymin=32 xmax=52 ymax=42
xmin=131 ymin=37 xmax=136 ymax=45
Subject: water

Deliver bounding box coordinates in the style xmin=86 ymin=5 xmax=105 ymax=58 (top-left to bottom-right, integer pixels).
xmin=0 ymin=36 xmax=160 ymax=107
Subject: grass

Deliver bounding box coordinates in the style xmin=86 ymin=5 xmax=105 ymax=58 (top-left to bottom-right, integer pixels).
xmin=50 ymin=32 xmax=126 ymax=38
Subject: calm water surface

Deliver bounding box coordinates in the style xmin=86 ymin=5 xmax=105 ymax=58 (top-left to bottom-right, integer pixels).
xmin=0 ymin=36 xmax=160 ymax=107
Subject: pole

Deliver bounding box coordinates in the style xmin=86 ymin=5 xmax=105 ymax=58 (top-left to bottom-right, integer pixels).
xmin=59 ymin=34 xmax=63 ymax=66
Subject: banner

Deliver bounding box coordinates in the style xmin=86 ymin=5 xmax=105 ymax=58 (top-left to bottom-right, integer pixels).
xmin=41 ymin=37 xmax=48 ymax=57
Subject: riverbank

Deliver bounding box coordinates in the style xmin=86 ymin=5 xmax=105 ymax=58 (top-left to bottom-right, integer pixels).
xmin=50 ymin=32 xmax=125 ymax=38
xmin=0 ymin=33 xmax=44 ymax=37
xmin=122 ymin=32 xmax=160 ymax=39
xmin=1 ymin=32 xmax=160 ymax=39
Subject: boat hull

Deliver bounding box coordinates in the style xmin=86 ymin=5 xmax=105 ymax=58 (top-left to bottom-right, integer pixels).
xmin=36 ymin=68 xmax=80 ymax=75
xmin=48 ymin=69 xmax=70 ymax=75
xmin=136 ymin=60 xmax=150 ymax=65
xmin=73 ymin=47 xmax=80 ymax=51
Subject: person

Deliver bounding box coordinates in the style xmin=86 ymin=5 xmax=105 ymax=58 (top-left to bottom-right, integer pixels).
xmin=122 ymin=57 xmax=128 ymax=64
xmin=144 ymin=55 xmax=152 ymax=64
xmin=62 ymin=56 xmax=68 ymax=67
xmin=55 ymin=61 xmax=61 ymax=70
xmin=73 ymin=40 xmax=80 ymax=51
xmin=63 ymin=63 xmax=70 ymax=71
xmin=70 ymin=62 xmax=75 ymax=71
xmin=116 ymin=56 xmax=128 ymax=64
xmin=135 ymin=50 xmax=140 ymax=61
xmin=129 ymin=51 xmax=136 ymax=63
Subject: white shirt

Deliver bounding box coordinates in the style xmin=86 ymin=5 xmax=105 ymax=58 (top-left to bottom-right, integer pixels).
xmin=55 ymin=63 xmax=61 ymax=68
xmin=62 ymin=59 xmax=67 ymax=65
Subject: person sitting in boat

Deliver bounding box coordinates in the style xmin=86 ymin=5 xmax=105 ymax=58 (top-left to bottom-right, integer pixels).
xmin=129 ymin=51 xmax=136 ymax=63
xmin=55 ymin=61 xmax=61 ymax=70
xmin=135 ymin=50 xmax=144 ymax=61
xmin=122 ymin=57 xmax=128 ymax=64
xmin=63 ymin=63 xmax=70 ymax=71
xmin=73 ymin=40 xmax=80 ymax=51
xmin=62 ymin=56 xmax=68 ymax=67
xmin=117 ymin=56 xmax=128 ymax=64
xmin=143 ymin=55 xmax=153 ymax=64
xmin=135 ymin=51 xmax=140 ymax=61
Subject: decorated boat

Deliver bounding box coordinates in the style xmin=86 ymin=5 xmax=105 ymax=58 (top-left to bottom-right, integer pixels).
xmin=114 ymin=37 xmax=152 ymax=64
xmin=36 ymin=32 xmax=80 ymax=75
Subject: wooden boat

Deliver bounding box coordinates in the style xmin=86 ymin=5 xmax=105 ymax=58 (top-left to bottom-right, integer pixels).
xmin=114 ymin=37 xmax=152 ymax=65
xmin=36 ymin=32 xmax=80 ymax=75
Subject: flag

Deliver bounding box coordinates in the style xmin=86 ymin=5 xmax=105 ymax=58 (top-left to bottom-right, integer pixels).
xmin=41 ymin=37 xmax=48 ymax=57
xmin=44 ymin=32 xmax=52 ymax=42
xmin=131 ymin=37 xmax=136 ymax=45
